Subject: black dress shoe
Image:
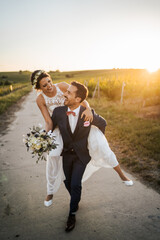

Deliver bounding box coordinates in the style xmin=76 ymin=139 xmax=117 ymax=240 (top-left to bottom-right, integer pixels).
xmin=65 ymin=215 xmax=76 ymax=232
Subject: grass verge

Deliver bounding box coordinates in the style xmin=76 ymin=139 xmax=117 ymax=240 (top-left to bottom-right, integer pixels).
xmin=89 ymin=97 xmax=160 ymax=193
xmin=0 ymin=84 xmax=32 ymax=114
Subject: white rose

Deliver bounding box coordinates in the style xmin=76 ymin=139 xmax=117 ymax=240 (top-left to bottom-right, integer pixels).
xmin=38 ymin=123 xmax=43 ymax=129
xmin=30 ymin=137 xmax=37 ymax=144
xmin=35 ymin=144 xmax=41 ymax=150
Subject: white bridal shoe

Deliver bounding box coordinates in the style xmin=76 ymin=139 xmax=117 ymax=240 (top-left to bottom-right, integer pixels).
xmin=44 ymin=199 xmax=53 ymax=207
xmin=123 ymin=180 xmax=133 ymax=186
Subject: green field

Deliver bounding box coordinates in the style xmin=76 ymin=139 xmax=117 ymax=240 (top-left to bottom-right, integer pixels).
xmin=49 ymin=69 xmax=160 ymax=102
xmin=1 ymin=69 xmax=159 ymax=108
xmin=0 ymin=71 xmax=32 ymax=114
xmin=0 ymin=69 xmax=160 ymax=192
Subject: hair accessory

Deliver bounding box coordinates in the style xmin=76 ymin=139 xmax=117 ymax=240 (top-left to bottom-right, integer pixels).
xmin=33 ymin=70 xmax=45 ymax=89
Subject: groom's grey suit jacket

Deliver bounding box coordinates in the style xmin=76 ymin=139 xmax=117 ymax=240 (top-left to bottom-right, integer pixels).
xmin=51 ymin=105 xmax=107 ymax=165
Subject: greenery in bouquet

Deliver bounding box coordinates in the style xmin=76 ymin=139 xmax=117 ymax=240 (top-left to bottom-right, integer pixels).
xmin=23 ymin=124 xmax=57 ymax=163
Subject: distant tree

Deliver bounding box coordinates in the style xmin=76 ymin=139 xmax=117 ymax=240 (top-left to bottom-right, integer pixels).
xmin=1 ymin=75 xmax=8 ymax=79
xmin=19 ymin=70 xmax=22 ymax=74
xmin=65 ymin=74 xmax=74 ymax=78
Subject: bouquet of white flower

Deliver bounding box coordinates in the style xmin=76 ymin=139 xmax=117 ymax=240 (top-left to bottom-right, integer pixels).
xmin=23 ymin=124 xmax=58 ymax=163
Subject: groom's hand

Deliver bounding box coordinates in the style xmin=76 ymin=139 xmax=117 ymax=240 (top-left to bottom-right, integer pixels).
xmin=81 ymin=108 xmax=93 ymax=122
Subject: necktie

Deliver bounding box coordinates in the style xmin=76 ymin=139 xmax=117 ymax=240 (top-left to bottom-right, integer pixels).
xmin=66 ymin=111 xmax=76 ymax=116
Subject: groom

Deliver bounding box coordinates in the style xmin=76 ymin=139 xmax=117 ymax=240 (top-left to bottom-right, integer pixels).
xmin=51 ymin=81 xmax=106 ymax=232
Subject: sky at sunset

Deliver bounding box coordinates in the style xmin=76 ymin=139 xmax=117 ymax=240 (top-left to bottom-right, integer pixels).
xmin=0 ymin=0 xmax=160 ymax=72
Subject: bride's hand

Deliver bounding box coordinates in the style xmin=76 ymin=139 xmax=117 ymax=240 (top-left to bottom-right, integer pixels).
xmin=81 ymin=108 xmax=93 ymax=122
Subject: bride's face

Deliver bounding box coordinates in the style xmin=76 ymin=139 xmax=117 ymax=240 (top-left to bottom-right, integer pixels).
xmin=39 ymin=77 xmax=53 ymax=93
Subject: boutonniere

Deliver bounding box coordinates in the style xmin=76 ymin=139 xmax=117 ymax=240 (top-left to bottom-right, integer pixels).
xmin=84 ymin=121 xmax=90 ymax=127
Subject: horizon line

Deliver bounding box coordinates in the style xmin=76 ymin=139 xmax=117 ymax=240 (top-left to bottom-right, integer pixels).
xmin=0 ymin=67 xmax=155 ymax=73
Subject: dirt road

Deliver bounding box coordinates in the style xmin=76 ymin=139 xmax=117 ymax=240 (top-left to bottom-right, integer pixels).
xmin=0 ymin=91 xmax=159 ymax=240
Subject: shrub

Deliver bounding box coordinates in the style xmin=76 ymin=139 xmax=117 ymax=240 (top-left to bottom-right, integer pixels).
xmin=1 ymin=75 xmax=8 ymax=79
xmin=4 ymin=80 xmax=12 ymax=85
xmin=65 ymin=74 xmax=74 ymax=78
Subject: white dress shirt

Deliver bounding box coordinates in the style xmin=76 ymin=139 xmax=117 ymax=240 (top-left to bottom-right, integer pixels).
xmin=67 ymin=106 xmax=80 ymax=133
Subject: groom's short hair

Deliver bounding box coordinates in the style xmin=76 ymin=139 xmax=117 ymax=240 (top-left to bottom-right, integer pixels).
xmin=71 ymin=81 xmax=88 ymax=102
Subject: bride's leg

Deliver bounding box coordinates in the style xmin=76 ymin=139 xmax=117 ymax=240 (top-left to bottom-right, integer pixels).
xmin=104 ymin=150 xmax=132 ymax=183
xmin=45 ymin=155 xmax=63 ymax=202
xmin=45 ymin=155 xmax=58 ymax=201
xmin=88 ymin=126 xmax=133 ymax=184
xmin=45 ymin=194 xmax=53 ymax=201
xmin=113 ymin=164 xmax=131 ymax=181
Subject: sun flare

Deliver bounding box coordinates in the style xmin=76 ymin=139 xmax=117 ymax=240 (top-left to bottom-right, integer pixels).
xmin=146 ymin=65 xmax=160 ymax=73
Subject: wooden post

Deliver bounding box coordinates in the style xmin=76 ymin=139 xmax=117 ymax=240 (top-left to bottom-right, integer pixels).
xmin=92 ymin=78 xmax=100 ymax=99
xmin=120 ymin=81 xmax=126 ymax=104
xmin=92 ymin=83 xmax=97 ymax=98
xmin=98 ymin=78 xmax=100 ymax=98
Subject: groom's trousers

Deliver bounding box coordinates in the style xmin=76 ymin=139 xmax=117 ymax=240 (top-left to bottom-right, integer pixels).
xmin=63 ymin=152 xmax=87 ymax=215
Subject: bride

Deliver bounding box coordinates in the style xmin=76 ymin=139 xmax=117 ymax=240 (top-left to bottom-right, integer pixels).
xmin=31 ymin=70 xmax=133 ymax=207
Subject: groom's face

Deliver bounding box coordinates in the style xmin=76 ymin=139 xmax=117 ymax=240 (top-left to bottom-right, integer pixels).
xmin=64 ymin=85 xmax=81 ymax=107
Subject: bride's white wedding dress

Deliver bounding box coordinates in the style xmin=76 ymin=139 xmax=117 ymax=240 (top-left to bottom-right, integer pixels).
xmin=40 ymin=84 xmax=118 ymax=195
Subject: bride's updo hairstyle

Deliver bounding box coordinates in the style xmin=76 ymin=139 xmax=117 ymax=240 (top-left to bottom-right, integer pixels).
xmin=31 ymin=70 xmax=51 ymax=89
